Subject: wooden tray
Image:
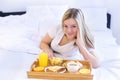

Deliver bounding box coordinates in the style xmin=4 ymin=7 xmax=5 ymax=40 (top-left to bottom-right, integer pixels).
xmin=27 ymin=59 xmax=93 ymax=80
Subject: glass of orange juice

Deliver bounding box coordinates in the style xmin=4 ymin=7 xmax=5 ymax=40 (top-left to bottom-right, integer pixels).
xmin=39 ymin=52 xmax=48 ymax=67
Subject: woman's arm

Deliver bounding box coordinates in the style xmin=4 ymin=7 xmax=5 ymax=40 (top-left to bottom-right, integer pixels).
xmin=39 ymin=33 xmax=54 ymax=58
xmin=77 ymin=44 xmax=100 ymax=68
xmin=75 ymin=29 xmax=100 ymax=68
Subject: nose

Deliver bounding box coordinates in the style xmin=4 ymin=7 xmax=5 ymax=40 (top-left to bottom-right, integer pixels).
xmin=67 ymin=27 xmax=72 ymax=33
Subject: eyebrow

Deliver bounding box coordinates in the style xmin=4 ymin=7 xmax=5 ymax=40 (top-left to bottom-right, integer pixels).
xmin=64 ymin=23 xmax=77 ymax=26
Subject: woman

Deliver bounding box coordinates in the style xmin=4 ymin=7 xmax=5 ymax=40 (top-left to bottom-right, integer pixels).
xmin=39 ymin=8 xmax=99 ymax=68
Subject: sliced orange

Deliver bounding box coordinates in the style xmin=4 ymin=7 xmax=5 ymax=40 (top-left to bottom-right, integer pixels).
xmin=79 ymin=68 xmax=90 ymax=74
xmin=33 ymin=66 xmax=45 ymax=72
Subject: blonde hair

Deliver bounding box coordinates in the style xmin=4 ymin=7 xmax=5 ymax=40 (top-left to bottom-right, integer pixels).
xmin=62 ymin=8 xmax=94 ymax=49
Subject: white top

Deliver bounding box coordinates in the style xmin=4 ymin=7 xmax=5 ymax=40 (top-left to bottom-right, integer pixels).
xmin=48 ymin=26 xmax=94 ymax=60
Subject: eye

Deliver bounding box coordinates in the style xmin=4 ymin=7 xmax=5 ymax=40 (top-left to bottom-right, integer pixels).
xmin=64 ymin=25 xmax=68 ymax=28
xmin=72 ymin=26 xmax=77 ymax=28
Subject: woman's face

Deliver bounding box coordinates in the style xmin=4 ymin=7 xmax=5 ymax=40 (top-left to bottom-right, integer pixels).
xmin=63 ymin=18 xmax=78 ymax=40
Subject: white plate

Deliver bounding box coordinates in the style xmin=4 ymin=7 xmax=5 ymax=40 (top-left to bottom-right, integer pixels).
xmin=44 ymin=66 xmax=66 ymax=73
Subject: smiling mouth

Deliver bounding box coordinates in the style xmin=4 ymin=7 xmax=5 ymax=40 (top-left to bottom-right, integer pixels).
xmin=67 ymin=33 xmax=73 ymax=36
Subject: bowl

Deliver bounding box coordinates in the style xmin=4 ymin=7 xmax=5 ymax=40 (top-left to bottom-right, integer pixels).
xmin=50 ymin=57 xmax=63 ymax=66
xmin=66 ymin=61 xmax=83 ymax=73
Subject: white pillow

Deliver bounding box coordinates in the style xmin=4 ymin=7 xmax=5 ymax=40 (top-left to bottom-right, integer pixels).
xmin=26 ymin=5 xmax=55 ymax=24
xmin=25 ymin=5 xmax=69 ymax=41
xmin=32 ymin=17 xmax=60 ymax=45
xmin=81 ymin=8 xmax=107 ymax=31
xmin=26 ymin=5 xmax=69 ymax=21
xmin=45 ymin=5 xmax=69 ymax=21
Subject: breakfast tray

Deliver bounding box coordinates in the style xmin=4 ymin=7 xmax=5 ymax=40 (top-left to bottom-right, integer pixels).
xmin=27 ymin=59 xmax=93 ymax=80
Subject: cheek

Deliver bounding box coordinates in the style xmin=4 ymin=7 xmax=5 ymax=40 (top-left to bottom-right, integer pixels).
xmin=74 ymin=29 xmax=78 ymax=36
xmin=74 ymin=29 xmax=77 ymax=34
xmin=63 ymin=28 xmax=66 ymax=33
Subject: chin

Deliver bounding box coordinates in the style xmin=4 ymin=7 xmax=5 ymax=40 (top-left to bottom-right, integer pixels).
xmin=68 ymin=36 xmax=75 ymax=40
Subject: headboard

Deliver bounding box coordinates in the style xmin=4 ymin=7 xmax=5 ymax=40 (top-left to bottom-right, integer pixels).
xmin=0 ymin=11 xmax=26 ymax=17
xmin=107 ymin=13 xmax=111 ymax=29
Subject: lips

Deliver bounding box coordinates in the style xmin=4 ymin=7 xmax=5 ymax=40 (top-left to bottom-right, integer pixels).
xmin=67 ymin=33 xmax=73 ymax=36
xmin=66 ymin=34 xmax=75 ymax=39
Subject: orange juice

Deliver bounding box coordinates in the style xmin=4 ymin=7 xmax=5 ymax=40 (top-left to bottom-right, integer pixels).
xmin=39 ymin=52 xmax=48 ymax=67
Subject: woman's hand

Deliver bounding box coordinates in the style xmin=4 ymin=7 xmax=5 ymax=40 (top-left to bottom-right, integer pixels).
xmin=75 ymin=29 xmax=85 ymax=47
xmin=48 ymin=52 xmax=54 ymax=59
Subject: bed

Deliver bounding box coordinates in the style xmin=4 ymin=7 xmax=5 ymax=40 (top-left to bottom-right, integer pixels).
xmin=0 ymin=5 xmax=120 ymax=80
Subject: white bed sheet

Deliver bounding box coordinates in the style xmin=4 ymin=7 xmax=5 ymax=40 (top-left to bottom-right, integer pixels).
xmin=0 ymin=49 xmax=38 ymax=80
xmin=0 ymin=14 xmax=120 ymax=80
xmin=93 ymin=29 xmax=120 ymax=61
